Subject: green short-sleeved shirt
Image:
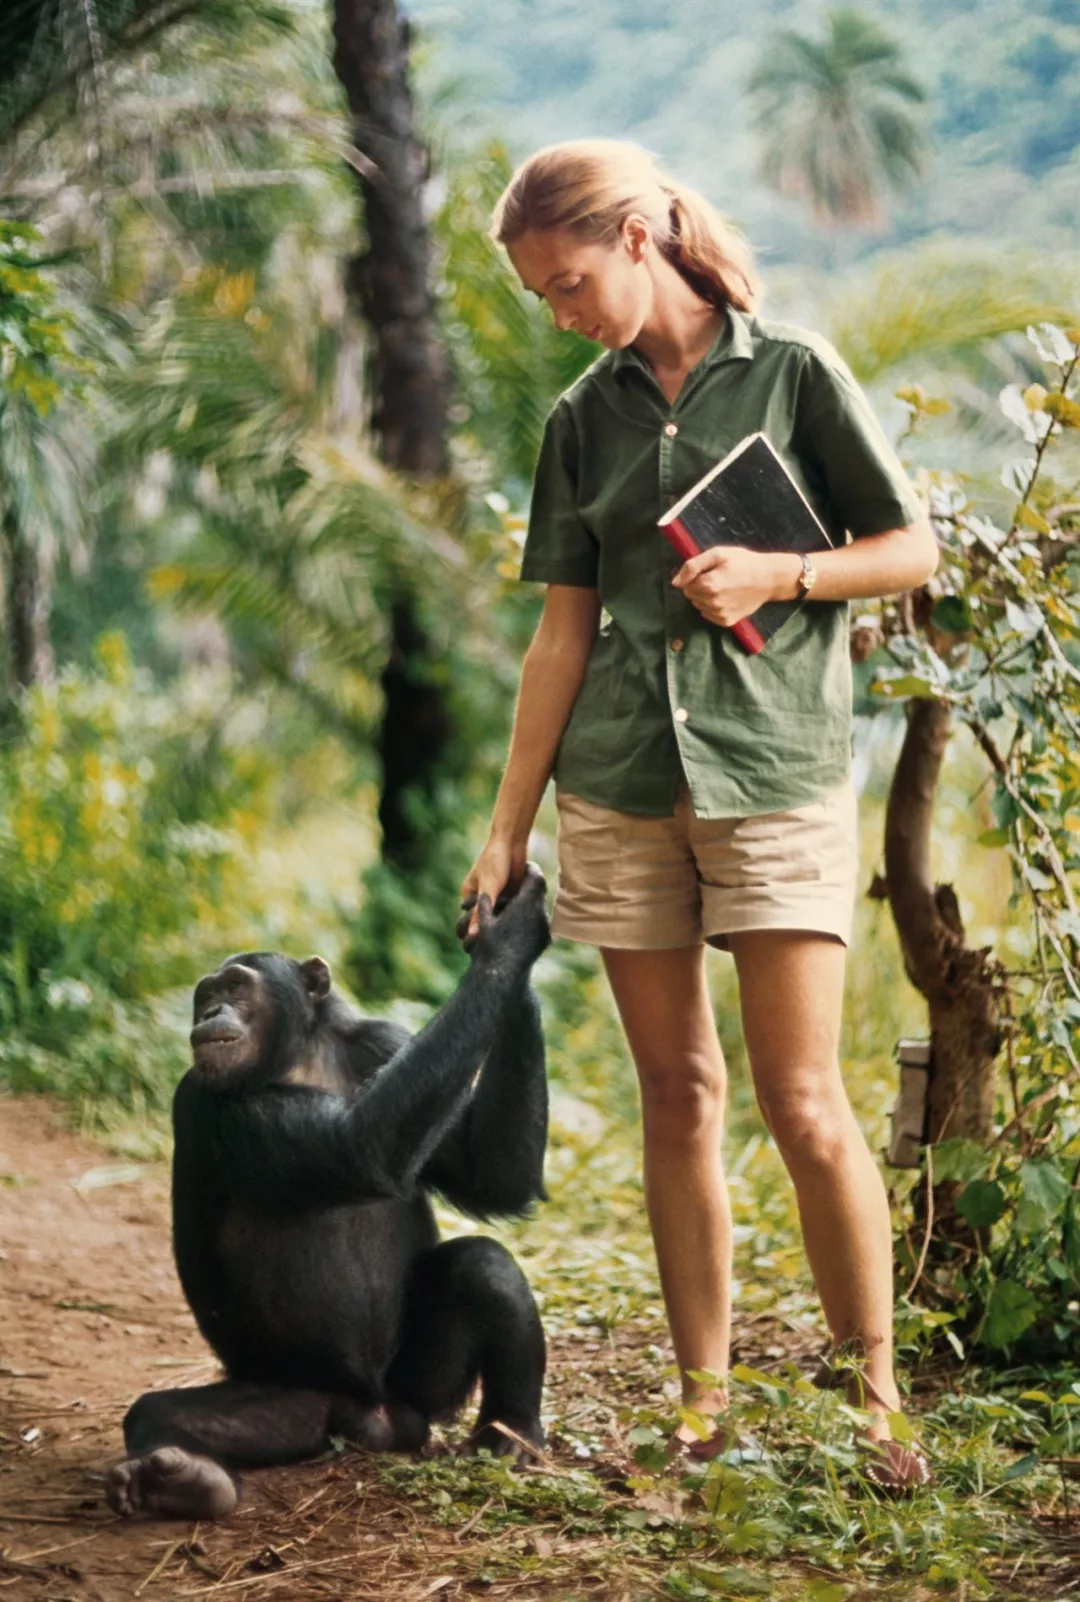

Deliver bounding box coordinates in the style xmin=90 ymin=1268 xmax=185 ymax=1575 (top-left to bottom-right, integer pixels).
xmin=519 ymin=307 xmax=923 ymax=819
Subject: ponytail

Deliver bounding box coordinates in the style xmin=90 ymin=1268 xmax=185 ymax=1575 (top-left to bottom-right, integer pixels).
xmin=663 ymin=180 xmax=759 ymax=313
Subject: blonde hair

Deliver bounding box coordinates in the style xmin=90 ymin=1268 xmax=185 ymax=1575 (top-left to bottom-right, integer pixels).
xmin=491 ymin=139 xmax=760 ymax=313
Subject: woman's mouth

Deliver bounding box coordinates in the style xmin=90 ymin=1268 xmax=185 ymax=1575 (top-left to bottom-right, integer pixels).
xmin=585 ymin=327 xmax=601 ymax=341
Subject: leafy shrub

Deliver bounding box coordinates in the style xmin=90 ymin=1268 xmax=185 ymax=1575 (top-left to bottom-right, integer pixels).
xmin=0 ymin=633 xmax=269 ymax=1111
xmin=874 ymin=323 xmax=1080 ymax=1356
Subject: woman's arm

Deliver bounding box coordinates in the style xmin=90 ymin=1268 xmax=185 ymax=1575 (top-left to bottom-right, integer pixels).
xmin=672 ymin=518 xmax=939 ymax=627
xmin=462 ymin=583 xmax=600 ymax=935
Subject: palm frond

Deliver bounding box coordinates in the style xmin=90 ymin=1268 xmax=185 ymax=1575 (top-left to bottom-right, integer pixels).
xmin=0 ymin=0 xmax=297 ymax=145
xmin=826 ymin=245 xmax=1079 ymax=382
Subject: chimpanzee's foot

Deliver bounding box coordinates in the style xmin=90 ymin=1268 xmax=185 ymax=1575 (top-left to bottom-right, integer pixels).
xmin=331 ymin=1400 xmax=430 ymax=1454
xmin=467 ymin=1414 xmax=545 ymax=1463
xmin=107 ymin=1446 xmax=238 ymax=1519
xmin=387 ymin=1403 xmax=431 ymax=1452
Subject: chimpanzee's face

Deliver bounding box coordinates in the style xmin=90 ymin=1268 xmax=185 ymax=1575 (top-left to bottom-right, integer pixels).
xmin=190 ymin=962 xmax=275 ymax=1077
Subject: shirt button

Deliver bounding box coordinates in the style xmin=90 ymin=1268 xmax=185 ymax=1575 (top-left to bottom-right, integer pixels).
xmin=674 ymin=707 xmax=689 ymax=723
xmin=663 ymin=422 xmax=679 ymax=438
xmin=670 ymin=638 xmax=684 ymax=652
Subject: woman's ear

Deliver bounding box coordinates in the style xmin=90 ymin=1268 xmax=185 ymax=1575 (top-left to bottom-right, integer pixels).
xmin=621 ymin=215 xmax=651 ymax=263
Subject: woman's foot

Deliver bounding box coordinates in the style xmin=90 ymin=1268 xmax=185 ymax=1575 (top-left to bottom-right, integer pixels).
xmin=860 ymin=1435 xmax=933 ymax=1492
xmin=667 ymin=1420 xmax=747 ymax=1462
xmin=857 ymin=1402 xmax=932 ymax=1492
xmin=666 ymin=1386 xmax=729 ymax=1456
xmin=665 ymin=1389 xmax=761 ymax=1463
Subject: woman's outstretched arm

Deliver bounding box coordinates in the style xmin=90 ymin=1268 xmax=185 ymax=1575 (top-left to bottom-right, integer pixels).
xmin=461 ymin=583 xmax=600 ymax=938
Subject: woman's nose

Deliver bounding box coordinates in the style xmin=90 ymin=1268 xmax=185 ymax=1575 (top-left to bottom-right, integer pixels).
xmin=553 ymin=307 xmax=575 ymax=332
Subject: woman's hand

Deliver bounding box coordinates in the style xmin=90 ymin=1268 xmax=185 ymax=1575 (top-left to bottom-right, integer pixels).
xmin=671 ymin=547 xmax=798 ymax=627
xmin=459 ymin=837 xmax=530 ymax=944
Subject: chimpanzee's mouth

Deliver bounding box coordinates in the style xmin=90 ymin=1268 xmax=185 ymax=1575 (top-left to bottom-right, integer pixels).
xmin=191 ymin=1025 xmax=242 ymax=1049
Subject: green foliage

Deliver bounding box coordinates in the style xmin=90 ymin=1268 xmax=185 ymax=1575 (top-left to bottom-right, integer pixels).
xmin=0 ymin=988 xmax=186 ymax=1136
xmin=0 ymin=221 xmax=83 ymax=415
xmin=0 ymin=218 xmax=116 ymax=699
xmin=433 ymin=139 xmax=598 ymax=491
xmin=0 ymin=633 xmax=269 ymax=1106
xmin=0 ymin=0 xmax=298 ymax=144
xmin=823 ymin=242 xmax=1077 ymax=384
xmin=110 ymin=262 xmax=439 ymax=738
xmin=870 ymin=322 xmax=1080 ymax=1354
xmin=368 ymin=1358 xmax=1067 ymax=1597
xmin=345 ymin=840 xmax=472 ymax=1008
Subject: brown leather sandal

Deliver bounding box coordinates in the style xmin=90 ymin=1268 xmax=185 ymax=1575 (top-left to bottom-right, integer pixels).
xmin=861 ymin=1437 xmax=933 ymax=1492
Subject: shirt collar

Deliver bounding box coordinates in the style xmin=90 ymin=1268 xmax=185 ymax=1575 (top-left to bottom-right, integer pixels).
xmin=611 ymin=306 xmax=755 ymax=383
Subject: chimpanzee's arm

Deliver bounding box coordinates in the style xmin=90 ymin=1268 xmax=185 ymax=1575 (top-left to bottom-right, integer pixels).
xmin=421 ymin=980 xmax=547 ymax=1217
xmin=208 ymin=871 xmax=550 ymax=1213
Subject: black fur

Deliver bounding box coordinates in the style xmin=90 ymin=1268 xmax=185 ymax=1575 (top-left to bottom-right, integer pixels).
xmin=109 ymin=869 xmax=551 ymax=1518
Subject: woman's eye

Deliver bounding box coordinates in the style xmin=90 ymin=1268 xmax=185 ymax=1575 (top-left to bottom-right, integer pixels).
xmin=560 ymin=280 xmax=583 ymax=297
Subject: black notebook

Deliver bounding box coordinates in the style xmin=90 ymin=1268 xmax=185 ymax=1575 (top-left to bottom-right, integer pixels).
xmin=657 ymin=432 xmax=833 ymax=654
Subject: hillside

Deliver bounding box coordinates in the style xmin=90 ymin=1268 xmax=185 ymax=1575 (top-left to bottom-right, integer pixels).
xmin=405 ymin=0 xmax=1080 ymax=266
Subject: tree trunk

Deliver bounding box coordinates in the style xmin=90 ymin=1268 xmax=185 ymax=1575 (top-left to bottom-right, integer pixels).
xmin=331 ymin=0 xmax=454 ymax=874
xmin=2 ymin=503 xmax=55 ymax=691
xmin=376 ymin=595 xmax=453 ymax=869
xmin=884 ymin=697 xmax=1002 ymax=1238
xmin=331 ymin=0 xmax=449 ymax=475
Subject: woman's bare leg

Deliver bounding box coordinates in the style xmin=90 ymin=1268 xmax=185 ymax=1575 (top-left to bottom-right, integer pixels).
xmin=728 ymin=930 xmax=901 ymax=1434
xmin=602 ymin=945 xmax=731 ymax=1432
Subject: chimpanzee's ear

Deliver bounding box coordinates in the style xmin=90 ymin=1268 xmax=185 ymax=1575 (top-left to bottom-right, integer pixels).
xmin=301 ymin=956 xmax=332 ymax=1000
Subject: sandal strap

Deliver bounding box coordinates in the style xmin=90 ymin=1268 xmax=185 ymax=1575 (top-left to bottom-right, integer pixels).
xmin=863 ymin=1438 xmax=932 ymax=1492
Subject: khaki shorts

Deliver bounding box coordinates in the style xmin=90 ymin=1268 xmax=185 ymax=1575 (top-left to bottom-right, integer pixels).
xmin=552 ymin=780 xmax=858 ymax=951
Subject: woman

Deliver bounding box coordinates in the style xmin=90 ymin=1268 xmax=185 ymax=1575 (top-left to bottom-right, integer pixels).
xmin=461 ymin=140 xmax=938 ymax=1490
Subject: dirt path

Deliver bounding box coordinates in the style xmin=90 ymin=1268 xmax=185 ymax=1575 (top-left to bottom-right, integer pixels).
xmin=1 ymin=1095 xmax=237 ymax=1600
xmin=1 ymin=1094 xmax=724 ymax=1602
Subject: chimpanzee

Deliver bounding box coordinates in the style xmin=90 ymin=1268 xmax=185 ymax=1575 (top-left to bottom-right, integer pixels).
xmin=106 ymin=867 xmax=551 ymax=1521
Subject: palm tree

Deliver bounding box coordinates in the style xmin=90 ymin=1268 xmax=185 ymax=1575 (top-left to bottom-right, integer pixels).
xmin=747 ymin=7 xmax=927 ymax=229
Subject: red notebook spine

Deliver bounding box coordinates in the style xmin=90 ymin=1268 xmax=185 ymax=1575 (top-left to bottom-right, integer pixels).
xmin=662 ymin=517 xmax=700 ymax=565
xmin=661 ymin=518 xmax=766 ymax=657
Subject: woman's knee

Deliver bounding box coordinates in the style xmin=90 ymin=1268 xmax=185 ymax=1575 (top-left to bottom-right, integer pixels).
xmin=757 ymin=1081 xmax=858 ymax=1172
xmin=638 ymin=1054 xmax=726 ymax=1142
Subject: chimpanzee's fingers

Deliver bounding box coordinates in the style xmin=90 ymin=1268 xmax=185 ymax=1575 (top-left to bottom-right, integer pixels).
xmin=456 ymin=891 xmax=479 ymax=944
xmin=464 ymin=893 xmax=494 ymax=952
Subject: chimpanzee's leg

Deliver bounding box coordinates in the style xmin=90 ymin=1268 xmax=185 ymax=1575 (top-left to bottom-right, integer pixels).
xmin=387 ymin=1237 xmax=546 ymax=1459
xmin=107 ymin=1382 xmax=427 ymax=1519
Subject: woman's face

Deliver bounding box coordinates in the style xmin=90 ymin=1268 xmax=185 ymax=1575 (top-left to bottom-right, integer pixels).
xmin=507 ymin=224 xmax=651 ymax=349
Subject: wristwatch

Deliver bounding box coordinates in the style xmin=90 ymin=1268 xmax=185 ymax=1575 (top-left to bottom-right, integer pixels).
xmin=797 ymin=553 xmax=818 ymax=596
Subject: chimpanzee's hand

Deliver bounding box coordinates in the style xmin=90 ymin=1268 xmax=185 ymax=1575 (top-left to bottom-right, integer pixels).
xmin=460 ymin=863 xmax=550 ymax=974
xmin=456 ymin=888 xmax=513 ymax=954
xmin=460 ymin=837 xmax=528 ymax=944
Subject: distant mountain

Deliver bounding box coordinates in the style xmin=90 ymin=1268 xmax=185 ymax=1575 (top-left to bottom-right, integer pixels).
xmin=405 ymin=0 xmax=1080 ymax=267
